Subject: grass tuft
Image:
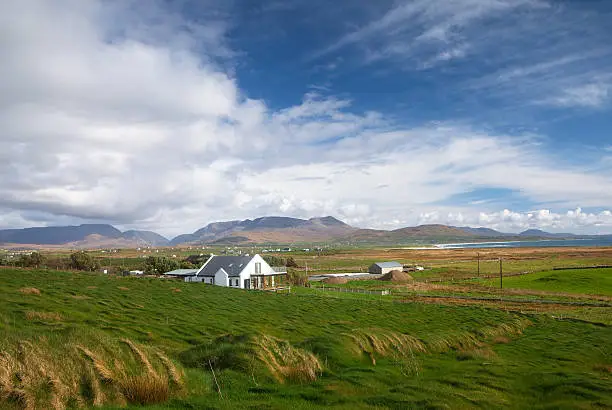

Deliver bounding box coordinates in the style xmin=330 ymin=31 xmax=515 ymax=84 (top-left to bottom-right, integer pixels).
xmin=19 ymin=287 xmax=41 ymax=295
xmin=345 ymin=328 xmax=425 ymax=366
xmin=119 ymin=374 xmax=169 ymax=405
xmin=180 ymin=333 xmax=323 ymax=384
xmin=121 ymin=338 xmax=156 ymax=375
xmin=156 ymin=351 xmax=184 ymax=388
xmin=253 ymin=335 xmax=323 ymax=383
xmin=25 ymin=311 xmax=62 ymax=322
xmin=593 ymin=364 xmax=612 ymax=374
xmin=77 ymin=346 xmax=115 ymax=383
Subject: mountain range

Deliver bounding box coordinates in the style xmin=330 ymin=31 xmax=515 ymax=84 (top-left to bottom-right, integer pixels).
xmin=0 ymin=216 xmax=606 ymax=249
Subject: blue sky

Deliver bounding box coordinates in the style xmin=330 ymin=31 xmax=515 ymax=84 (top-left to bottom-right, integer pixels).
xmin=0 ymin=0 xmax=611 ymax=236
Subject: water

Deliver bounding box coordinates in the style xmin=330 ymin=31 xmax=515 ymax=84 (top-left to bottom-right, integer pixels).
xmin=434 ymin=238 xmax=612 ymax=249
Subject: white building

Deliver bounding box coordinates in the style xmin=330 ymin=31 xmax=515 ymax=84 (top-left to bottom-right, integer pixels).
xmin=368 ymin=261 xmax=403 ymax=275
xmin=170 ymin=254 xmax=287 ymax=290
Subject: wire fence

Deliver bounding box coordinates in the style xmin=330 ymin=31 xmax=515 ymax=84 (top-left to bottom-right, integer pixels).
xmin=315 ymin=287 xmax=391 ymax=296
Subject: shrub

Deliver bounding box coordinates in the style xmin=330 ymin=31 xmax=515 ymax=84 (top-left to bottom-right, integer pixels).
xmin=286 ymin=269 xmax=309 ymax=286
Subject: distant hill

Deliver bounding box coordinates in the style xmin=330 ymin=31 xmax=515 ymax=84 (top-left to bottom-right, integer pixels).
xmin=340 ymin=224 xmax=503 ymax=245
xmin=0 ymin=217 xmax=602 ymax=248
xmin=457 ymin=226 xmax=506 ymax=237
xmin=171 ymin=216 xmax=354 ymax=245
xmin=519 ymin=229 xmax=577 ymax=238
xmin=0 ymin=224 xmax=122 ymax=245
xmin=0 ymin=224 xmax=168 ymax=248
xmin=121 ymin=230 xmax=170 ymax=247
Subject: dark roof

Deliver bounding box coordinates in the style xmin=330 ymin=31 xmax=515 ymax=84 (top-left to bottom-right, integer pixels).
xmin=197 ymin=255 xmax=253 ymax=277
xmin=372 ymin=261 xmax=403 ymax=268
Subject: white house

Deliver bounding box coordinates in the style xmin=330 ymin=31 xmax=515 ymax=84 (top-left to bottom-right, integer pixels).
xmin=182 ymin=254 xmax=287 ymax=290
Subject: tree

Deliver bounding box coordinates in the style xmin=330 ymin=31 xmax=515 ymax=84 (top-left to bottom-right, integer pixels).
xmin=16 ymin=252 xmax=45 ymax=268
xmin=285 ymin=257 xmax=298 ymax=268
xmin=263 ymin=255 xmax=285 ymax=267
xmin=0 ymin=255 xmax=14 ymax=267
xmin=144 ymin=256 xmax=179 ymax=274
xmin=70 ymin=251 xmax=100 ymax=271
xmin=112 ymin=265 xmax=127 ymax=276
xmin=180 ymin=261 xmax=196 ymax=269
xmin=184 ymin=254 xmax=210 ymax=266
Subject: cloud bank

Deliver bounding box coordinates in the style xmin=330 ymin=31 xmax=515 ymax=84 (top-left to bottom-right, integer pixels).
xmin=419 ymin=208 xmax=612 ymax=234
xmin=0 ymin=0 xmax=611 ymax=236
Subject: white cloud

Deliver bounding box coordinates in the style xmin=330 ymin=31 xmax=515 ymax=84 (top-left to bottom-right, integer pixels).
xmin=314 ymin=1 xmax=612 ymax=111
xmin=312 ymin=0 xmax=547 ymax=67
xmin=418 ymin=208 xmax=612 ymax=233
xmin=545 ymin=83 xmax=610 ymax=108
xmin=1 ymin=0 xmax=612 ymax=237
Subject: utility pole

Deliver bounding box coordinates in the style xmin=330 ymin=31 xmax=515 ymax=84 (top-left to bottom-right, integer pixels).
xmin=499 ymin=258 xmax=503 ymax=289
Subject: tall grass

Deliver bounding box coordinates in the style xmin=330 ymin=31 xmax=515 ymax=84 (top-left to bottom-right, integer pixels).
xmin=180 ymin=333 xmax=322 ymax=384
xmin=345 ymin=328 xmax=425 ymax=365
xmin=0 ymin=336 xmax=183 ymax=409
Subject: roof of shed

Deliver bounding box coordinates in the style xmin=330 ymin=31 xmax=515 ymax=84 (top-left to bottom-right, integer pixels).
xmin=372 ymin=261 xmax=403 ymax=268
xmin=163 ymin=268 xmax=198 ymax=276
xmin=197 ymin=255 xmax=254 ymax=277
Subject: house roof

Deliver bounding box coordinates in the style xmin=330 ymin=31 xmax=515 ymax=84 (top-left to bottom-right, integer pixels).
xmin=197 ymin=255 xmax=254 ymax=277
xmin=372 ymin=261 xmax=403 ymax=268
xmin=163 ymin=268 xmax=198 ymax=276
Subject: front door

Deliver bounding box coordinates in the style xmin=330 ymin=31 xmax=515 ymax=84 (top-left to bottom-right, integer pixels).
xmin=244 ymin=279 xmax=250 ymax=289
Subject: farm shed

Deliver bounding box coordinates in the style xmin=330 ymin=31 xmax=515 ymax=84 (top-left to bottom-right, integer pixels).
xmin=368 ymin=261 xmax=403 ymax=275
xmin=163 ymin=268 xmax=198 ymax=279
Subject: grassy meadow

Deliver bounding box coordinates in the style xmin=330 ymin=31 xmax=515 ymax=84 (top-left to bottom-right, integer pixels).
xmin=475 ymin=267 xmax=612 ymax=296
xmin=0 ymin=265 xmax=611 ymax=409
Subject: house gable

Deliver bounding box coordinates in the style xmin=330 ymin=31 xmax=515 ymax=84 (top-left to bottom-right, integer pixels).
xmin=214 ymin=268 xmax=229 ymax=287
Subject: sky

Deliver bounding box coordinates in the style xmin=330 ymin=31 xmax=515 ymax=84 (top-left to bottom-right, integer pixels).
xmin=1 ymin=0 xmax=612 ymax=238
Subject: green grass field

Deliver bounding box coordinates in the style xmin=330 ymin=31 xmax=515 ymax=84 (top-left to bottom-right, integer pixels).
xmin=0 ymin=268 xmax=611 ymax=409
xmin=477 ymin=268 xmax=612 ymax=296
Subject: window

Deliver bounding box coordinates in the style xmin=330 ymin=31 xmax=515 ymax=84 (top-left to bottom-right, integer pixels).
xmin=255 ymin=262 xmax=261 ymax=274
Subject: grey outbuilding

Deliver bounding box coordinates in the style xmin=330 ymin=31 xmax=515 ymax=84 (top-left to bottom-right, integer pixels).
xmin=368 ymin=261 xmax=403 ymax=275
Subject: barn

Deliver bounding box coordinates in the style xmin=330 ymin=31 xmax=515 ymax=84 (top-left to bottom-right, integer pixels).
xmin=368 ymin=261 xmax=403 ymax=275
